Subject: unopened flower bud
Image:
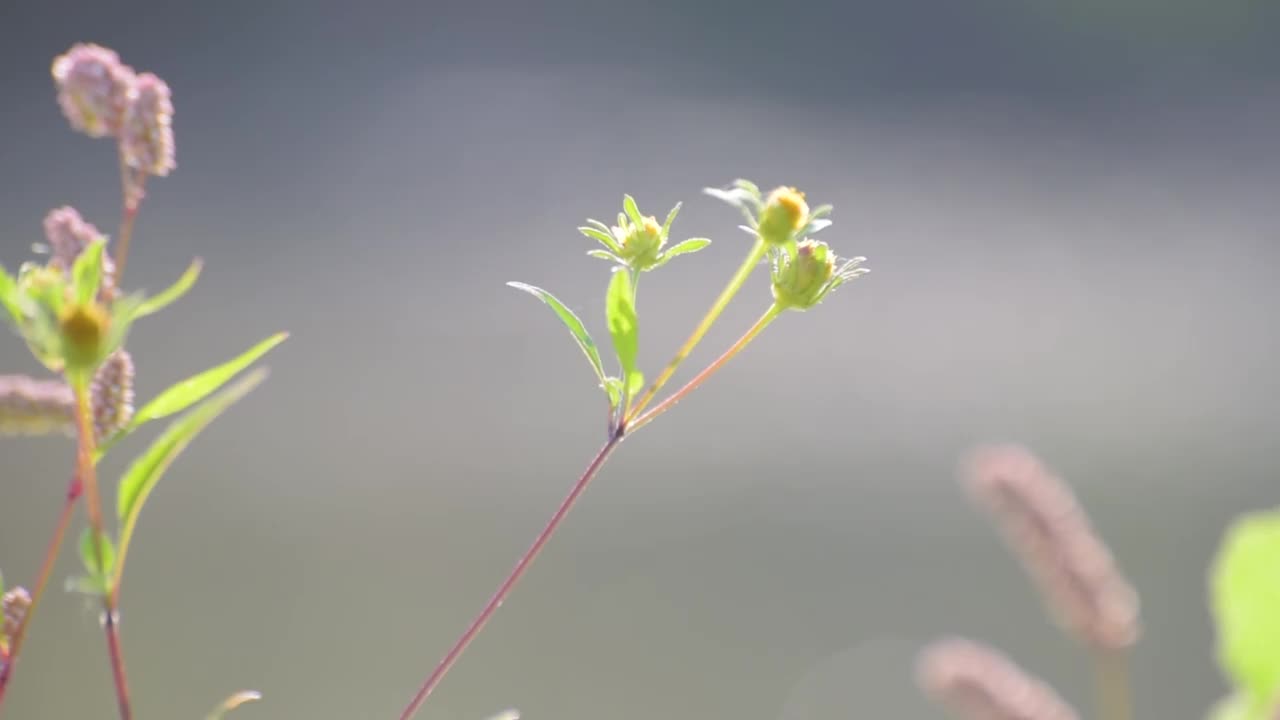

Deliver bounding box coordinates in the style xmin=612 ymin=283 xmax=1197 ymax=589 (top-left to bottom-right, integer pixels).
xmin=51 ymin=44 xmax=136 ymax=138
xmin=120 ymin=72 xmax=176 ymax=177
xmin=58 ymin=302 xmax=110 ymax=373
xmin=614 ymin=214 xmax=665 ymax=269
xmin=755 ymin=186 xmax=809 ymax=245
xmin=772 ymin=240 xmax=836 ymax=310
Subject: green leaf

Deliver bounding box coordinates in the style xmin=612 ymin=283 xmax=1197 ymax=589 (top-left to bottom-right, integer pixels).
xmin=622 ymin=194 xmax=645 ymax=228
xmin=1207 ymin=693 xmax=1252 ymax=720
xmin=114 ymin=368 xmax=270 ymax=589
xmin=605 ymin=268 xmax=641 ymax=400
xmin=0 ymin=264 xmax=21 ymax=326
xmin=206 ymin=690 xmax=262 ymax=720
xmin=130 ymin=332 xmax=287 ymax=432
xmin=655 ymin=238 xmax=711 ymax=266
xmin=661 ymin=202 xmax=682 ymax=236
xmin=72 ymin=237 xmax=106 ymax=304
xmin=134 ymin=258 xmax=202 ymax=320
xmin=602 ymin=377 xmax=623 ymax=409
xmin=78 ymin=527 xmax=116 ymax=594
xmin=1211 ymin=507 xmax=1280 ymax=716
xmin=586 ymin=249 xmax=623 ymax=264
xmin=578 ymin=226 xmax=621 ymax=253
xmin=506 ymin=282 xmax=608 ymax=387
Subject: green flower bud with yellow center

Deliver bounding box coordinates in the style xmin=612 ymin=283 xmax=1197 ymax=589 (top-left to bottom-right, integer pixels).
xmin=755 ymin=186 xmax=810 ymax=246
xmin=613 ymin=214 xmax=666 ymax=270
xmin=771 ymin=239 xmax=869 ymax=311
xmin=58 ymin=300 xmax=110 ymax=373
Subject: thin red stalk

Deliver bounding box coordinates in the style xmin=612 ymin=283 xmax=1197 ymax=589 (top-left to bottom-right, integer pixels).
xmin=0 ymin=475 xmax=82 ymax=710
xmin=113 ymin=149 xmax=144 ymax=286
xmin=628 ymin=304 xmax=780 ymax=434
xmin=72 ymin=386 xmax=133 ymax=720
xmin=396 ymin=432 xmax=625 ymax=720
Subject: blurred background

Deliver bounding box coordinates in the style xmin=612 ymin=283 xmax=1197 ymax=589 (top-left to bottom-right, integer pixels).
xmin=2 ymin=0 xmax=1278 ymax=717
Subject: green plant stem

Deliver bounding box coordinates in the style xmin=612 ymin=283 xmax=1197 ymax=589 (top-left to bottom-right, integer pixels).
xmin=626 ymin=236 xmax=767 ymax=423
xmin=0 ymin=474 xmax=81 ymax=710
xmin=72 ymin=382 xmax=133 ymax=720
xmin=397 ymin=432 xmax=625 ymax=720
xmin=1093 ymin=649 xmax=1132 ymax=720
xmin=629 ymin=303 xmax=782 ymax=435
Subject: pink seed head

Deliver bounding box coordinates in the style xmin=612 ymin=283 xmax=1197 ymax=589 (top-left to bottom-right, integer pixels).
xmin=51 ymin=43 xmax=136 ymax=138
xmin=120 ymin=72 xmax=176 ymax=177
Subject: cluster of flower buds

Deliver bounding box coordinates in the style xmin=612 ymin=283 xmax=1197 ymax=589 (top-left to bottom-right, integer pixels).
xmin=51 ymin=43 xmax=175 ymax=204
xmin=580 ymin=196 xmax=711 ymax=273
xmin=1 ymin=586 xmax=31 ymax=660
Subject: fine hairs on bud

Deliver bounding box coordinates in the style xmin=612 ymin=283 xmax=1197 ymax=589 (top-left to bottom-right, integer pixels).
xmin=90 ymin=350 xmax=135 ymax=442
xmin=963 ymin=445 xmax=1140 ymax=653
xmin=917 ymin=636 xmax=1081 ymax=720
xmin=0 ymin=375 xmax=74 ymax=437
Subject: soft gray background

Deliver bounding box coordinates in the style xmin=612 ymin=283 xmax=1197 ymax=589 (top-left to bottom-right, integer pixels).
xmin=2 ymin=0 xmax=1278 ymax=718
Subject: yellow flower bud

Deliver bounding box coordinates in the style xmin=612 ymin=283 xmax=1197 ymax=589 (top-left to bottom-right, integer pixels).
xmin=614 ymin=215 xmax=666 ymax=270
xmin=772 ymin=240 xmax=836 ymax=310
xmin=58 ymin=301 xmax=110 ymax=372
xmin=756 ymin=186 xmax=809 ymax=245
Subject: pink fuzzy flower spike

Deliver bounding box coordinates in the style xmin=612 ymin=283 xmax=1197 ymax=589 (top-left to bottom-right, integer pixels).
xmin=120 ymin=72 xmax=176 ymax=177
xmin=51 ymin=43 xmax=136 ymax=138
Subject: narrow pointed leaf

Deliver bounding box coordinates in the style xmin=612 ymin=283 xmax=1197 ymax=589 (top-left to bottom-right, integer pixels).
xmin=207 ymin=690 xmax=263 ymax=720
xmin=78 ymin=527 xmax=116 ymax=594
xmin=605 ymin=268 xmax=641 ymax=400
xmin=133 ymin=332 xmax=287 ymax=429
xmin=133 ymin=258 xmax=202 ymax=319
xmin=662 ymin=238 xmax=711 ymax=259
xmin=0 ymin=264 xmax=21 ymax=326
xmin=507 ymin=282 xmax=607 ymax=386
xmin=661 ymin=202 xmax=682 ymax=236
xmin=622 ymin=194 xmax=645 ymax=227
xmin=114 ymin=368 xmax=269 ymax=590
xmin=586 ymin=249 xmax=623 ymax=263
xmin=578 ymin=226 xmax=621 ymax=252
xmin=72 ymin=238 xmax=106 ymax=304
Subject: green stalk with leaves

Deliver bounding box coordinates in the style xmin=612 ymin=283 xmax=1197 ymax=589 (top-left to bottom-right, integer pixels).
xmin=0 ymin=44 xmax=284 ymax=719
xmin=397 ymin=180 xmax=868 ymax=719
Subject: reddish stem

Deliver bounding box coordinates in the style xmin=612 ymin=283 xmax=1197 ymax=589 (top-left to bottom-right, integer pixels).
xmin=396 ymin=432 xmax=625 ymax=720
xmin=0 ymin=475 xmax=82 ymax=711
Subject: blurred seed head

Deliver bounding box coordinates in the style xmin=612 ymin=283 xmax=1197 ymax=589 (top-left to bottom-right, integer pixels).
xmin=91 ymin=349 xmax=134 ymax=442
xmin=963 ymin=445 xmax=1140 ymax=652
xmin=51 ymin=43 xmax=136 ymax=138
xmin=0 ymin=375 xmax=74 ymax=437
xmin=2 ymin=587 xmax=32 ymax=646
xmin=42 ymin=206 xmax=117 ymax=301
xmin=120 ymin=72 xmax=176 ymax=178
xmin=917 ymin=636 xmax=1080 ymax=720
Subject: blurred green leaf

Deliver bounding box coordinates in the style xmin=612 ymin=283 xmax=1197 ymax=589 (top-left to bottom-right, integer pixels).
xmin=506 ymin=282 xmax=608 ymax=388
xmin=134 ymin=258 xmax=202 ymax=320
xmin=206 ymin=690 xmax=262 ymax=720
xmin=114 ymin=368 xmax=269 ymax=590
xmin=655 ymin=238 xmax=711 ymax=267
xmin=586 ymin=249 xmax=622 ymax=263
xmin=72 ymin=238 xmax=106 ymax=305
xmin=622 ymin=194 xmax=645 ymax=228
xmin=661 ymin=202 xmax=682 ymax=236
xmin=103 ymin=333 xmax=287 ymax=455
xmin=0 ymin=264 xmax=21 ymax=326
xmin=77 ymin=527 xmax=116 ymax=594
xmin=1207 ymin=692 xmax=1253 ymax=720
xmin=579 ymin=226 xmax=621 ymax=253
xmin=605 ymin=268 xmax=641 ymax=401
xmin=1211 ymin=507 xmax=1280 ymax=717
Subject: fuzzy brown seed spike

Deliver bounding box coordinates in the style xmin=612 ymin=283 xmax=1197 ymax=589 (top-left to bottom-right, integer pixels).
xmin=2 ymin=588 xmax=32 ymax=646
xmin=963 ymin=445 xmax=1140 ymax=652
xmin=917 ymin=637 xmax=1080 ymax=720
xmin=0 ymin=375 xmax=74 ymax=437
xmin=91 ymin=350 xmax=135 ymax=442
